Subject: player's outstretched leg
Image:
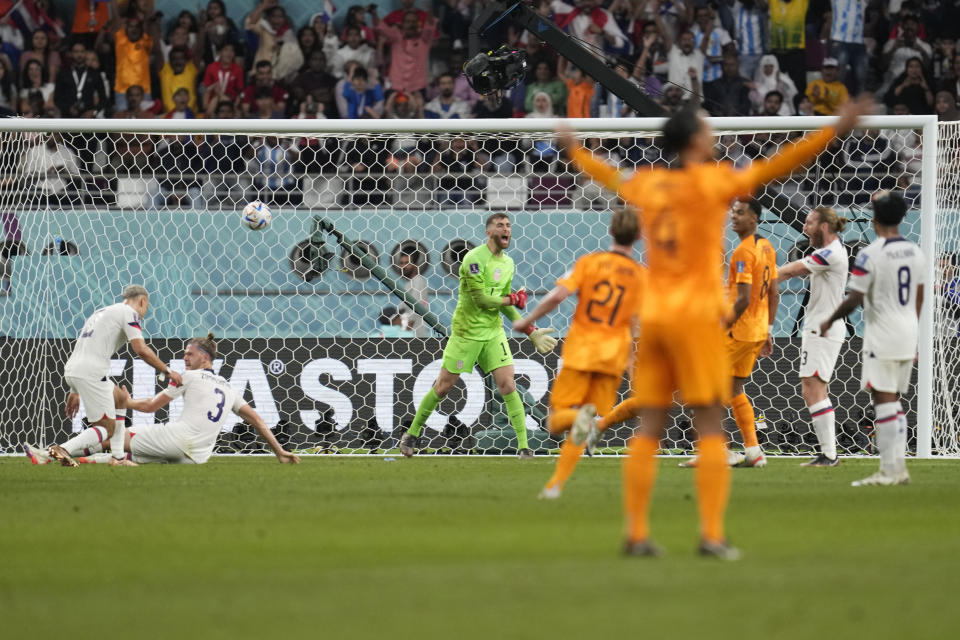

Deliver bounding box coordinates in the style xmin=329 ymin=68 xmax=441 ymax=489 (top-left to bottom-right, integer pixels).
xmin=58 ymin=426 xmax=109 ymax=459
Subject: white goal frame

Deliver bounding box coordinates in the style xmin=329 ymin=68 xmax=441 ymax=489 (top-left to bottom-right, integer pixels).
xmin=0 ymin=114 xmax=940 ymax=457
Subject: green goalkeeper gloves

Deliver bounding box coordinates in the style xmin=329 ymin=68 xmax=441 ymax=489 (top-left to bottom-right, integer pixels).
xmin=528 ymin=328 xmax=558 ymax=354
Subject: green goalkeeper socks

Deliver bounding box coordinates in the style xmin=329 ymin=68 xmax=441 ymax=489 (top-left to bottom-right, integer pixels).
xmin=503 ymin=390 xmax=529 ymax=450
xmin=408 ymin=388 xmax=441 ymax=437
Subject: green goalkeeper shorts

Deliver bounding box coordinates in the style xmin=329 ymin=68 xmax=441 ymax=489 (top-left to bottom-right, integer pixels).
xmin=442 ymin=332 xmax=513 ymax=375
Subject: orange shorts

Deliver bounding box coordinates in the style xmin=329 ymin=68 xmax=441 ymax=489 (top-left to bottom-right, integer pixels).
xmin=727 ymin=336 xmax=765 ymax=379
xmin=631 ymin=319 xmax=730 ymax=408
xmin=549 ymin=366 xmax=621 ymax=416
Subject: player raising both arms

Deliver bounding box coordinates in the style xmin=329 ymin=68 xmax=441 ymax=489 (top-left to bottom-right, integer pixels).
xmin=820 ymin=191 xmax=924 ymax=486
xmin=776 ymin=207 xmax=850 ymax=467
xmin=513 ymin=208 xmax=645 ymax=499
xmin=26 ymin=285 xmax=182 ymax=467
xmin=34 ymin=334 xmax=299 ymax=466
xmin=558 ymin=96 xmax=872 ymax=558
xmin=399 ymin=213 xmax=559 ymax=459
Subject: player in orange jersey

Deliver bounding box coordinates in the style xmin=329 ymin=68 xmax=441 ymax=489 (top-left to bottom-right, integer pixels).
xmin=512 ymin=208 xmax=645 ymax=500
xmin=557 ymin=96 xmax=872 ymax=559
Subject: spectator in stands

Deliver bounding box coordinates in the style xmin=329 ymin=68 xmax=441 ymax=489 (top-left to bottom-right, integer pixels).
xmin=0 ymin=63 xmax=14 ymax=116
xmin=19 ymin=59 xmax=55 ymax=115
xmin=691 ymin=4 xmax=734 ymax=84
xmin=565 ymin=66 xmax=594 ymax=118
xmin=310 ymin=13 xmax=340 ymax=69
xmin=85 ymin=49 xmax=112 ymax=117
xmin=660 ymin=84 xmax=688 ymax=113
xmin=795 ymin=94 xmax=815 ymax=115
xmin=251 ymin=135 xmax=296 ymax=192
xmin=385 ymin=0 xmax=430 ymax=29
xmin=72 ymin=0 xmax=111 ymax=49
xmin=885 ymin=56 xmax=934 ymax=114
xmin=297 ymin=25 xmax=319 ymax=60
xmin=251 ymin=86 xmax=285 ymax=119
xmin=632 ymin=19 xmax=669 ymax=87
xmin=396 ymin=252 xmax=429 ymax=337
xmin=703 ymin=53 xmax=752 ymax=116
xmin=290 ymin=50 xmax=337 ymax=118
xmin=591 ymin=62 xmax=643 ymax=117
xmin=472 ymin=93 xmax=518 ymax=171
xmin=936 ymin=90 xmax=960 ymax=121
xmin=385 ymin=90 xmax=425 ymax=118
xmin=932 ymin=36 xmax=956 ymax=82
xmin=448 ymin=51 xmax=479 ymax=106
xmin=113 ymin=85 xmax=153 ymax=118
xmin=938 ymin=52 xmax=960 ymax=96
xmin=725 ymin=0 xmax=766 ymax=80
xmin=666 ymin=30 xmax=705 ymax=95
xmin=54 ymin=41 xmax=106 ymax=118
xmin=159 ymin=46 xmax=199 ymax=114
xmin=332 ymin=25 xmax=375 ymax=79
xmin=112 ymin=87 xmax=155 ymax=171
xmin=18 ymin=132 xmax=82 ymax=199
xmin=551 ymin=0 xmax=628 ymax=53
xmin=370 ymin=306 xmax=415 ymax=338
xmin=750 ymin=55 xmax=798 ymax=115
xmin=828 ymin=0 xmax=869 ymax=95
xmin=525 ymin=60 xmax=567 ymax=115
xmin=201 ymin=41 xmax=244 ymax=116
xmin=760 ymin=90 xmax=785 ymax=116
xmin=805 ymin=57 xmax=849 ymax=114
xmin=341 ymin=67 xmax=384 ymax=119
xmin=245 ymin=0 xmax=303 ymax=80
xmin=341 ymin=4 xmax=376 ymax=44
xmin=372 ymin=7 xmax=437 ymax=95
xmin=881 ymin=15 xmax=932 ymax=92
xmin=425 ymin=73 xmax=471 ymax=118
xmin=111 ymin=2 xmax=158 ymax=111
xmin=472 ymin=92 xmax=512 ymax=118
xmin=163 ymin=87 xmax=196 ymax=119
xmin=241 ymin=60 xmax=287 ymax=116
xmin=19 ymin=30 xmax=60 ymax=81
xmin=197 ymin=0 xmax=244 ymax=66
xmin=769 ymin=0 xmax=809 ymax=96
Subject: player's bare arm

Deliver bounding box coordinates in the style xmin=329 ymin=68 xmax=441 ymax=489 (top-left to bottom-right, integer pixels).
xmin=727 ymin=282 xmax=751 ymax=328
xmin=118 ymin=385 xmax=172 ymax=414
xmin=129 ymin=338 xmax=183 ymax=386
xmin=819 ymin=291 xmax=864 ymax=336
xmin=237 ymin=404 xmax=300 ymax=464
xmin=760 ymin=280 xmax=780 ymax=358
xmin=513 ymin=284 xmax=572 ymax=334
xmin=916 ymin=283 xmax=925 ymax=319
xmin=65 ymin=392 xmax=80 ymax=418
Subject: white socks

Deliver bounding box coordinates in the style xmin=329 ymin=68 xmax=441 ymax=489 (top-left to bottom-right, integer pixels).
xmin=109 ymin=413 xmax=126 ymax=460
xmin=61 ymin=426 xmax=108 ymax=457
xmin=807 ymin=399 xmax=837 ymax=460
xmin=875 ymin=401 xmax=906 ymax=475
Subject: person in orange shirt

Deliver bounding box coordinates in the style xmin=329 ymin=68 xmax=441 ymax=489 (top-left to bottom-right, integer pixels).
xmin=680 ymin=197 xmax=779 ymax=469
xmin=513 ymin=208 xmax=645 ymax=499
xmin=564 ymin=66 xmax=595 ymax=119
xmin=557 ymin=96 xmax=871 ymax=559
xmin=111 ymin=0 xmax=160 ymax=111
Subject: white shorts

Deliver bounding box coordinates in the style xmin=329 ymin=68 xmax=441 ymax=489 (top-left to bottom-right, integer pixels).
xmin=65 ymin=376 xmax=115 ymax=424
xmin=798 ymin=332 xmax=843 ymax=382
xmin=861 ymin=356 xmax=913 ymax=394
xmin=128 ymin=423 xmax=196 ymax=465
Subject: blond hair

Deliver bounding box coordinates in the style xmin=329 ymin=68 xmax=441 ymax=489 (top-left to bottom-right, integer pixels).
xmin=813 ymin=206 xmax=848 ymax=233
xmin=610 ymin=207 xmax=640 ymax=245
xmin=121 ymin=284 xmax=149 ymax=301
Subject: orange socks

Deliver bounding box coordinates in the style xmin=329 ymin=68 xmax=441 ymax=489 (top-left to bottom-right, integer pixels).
xmin=598 ymin=397 xmax=644 ymax=431
xmin=622 ymin=435 xmax=659 ymax=543
xmin=695 ymin=434 xmax=731 ymax=543
xmin=544 ymin=438 xmax=586 ymax=490
xmin=731 ymin=393 xmax=758 ymax=449
xmin=547 ymin=409 xmax=579 ymax=435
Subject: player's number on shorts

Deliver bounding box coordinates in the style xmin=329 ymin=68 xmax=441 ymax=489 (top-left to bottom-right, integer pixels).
xmin=207 ymin=389 xmax=226 ymax=423
xmin=586 ymin=280 xmax=626 ymax=326
xmin=898 ymin=266 xmax=911 ymax=306
xmin=760 ymin=266 xmax=771 ymax=300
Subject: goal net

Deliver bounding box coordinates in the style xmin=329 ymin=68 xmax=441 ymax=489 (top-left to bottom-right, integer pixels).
xmin=0 ymin=116 xmax=947 ymax=457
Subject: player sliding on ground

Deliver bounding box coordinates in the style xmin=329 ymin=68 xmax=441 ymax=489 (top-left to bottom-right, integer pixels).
xmin=399 ymin=213 xmax=559 ymax=459
xmin=776 ymin=207 xmax=850 ymax=466
xmin=25 ymin=285 xmax=182 ymax=467
xmin=512 ymin=208 xmax=645 ymax=499
xmin=680 ymin=198 xmax=779 ymax=469
xmin=819 ymin=191 xmax=924 ymax=486
xmin=557 ymin=95 xmax=872 ymax=559
xmin=31 ymin=335 xmax=299 ymax=466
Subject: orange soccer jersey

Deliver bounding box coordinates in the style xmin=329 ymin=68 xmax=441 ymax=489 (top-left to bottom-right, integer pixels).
xmin=728 ymin=235 xmax=779 ymax=342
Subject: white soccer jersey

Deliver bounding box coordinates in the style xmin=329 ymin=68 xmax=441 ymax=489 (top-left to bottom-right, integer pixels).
xmin=692 ymin=25 xmax=733 ymax=82
xmin=801 ymin=237 xmax=849 ymax=340
xmin=848 ymin=237 xmax=926 ymax=360
xmin=162 ymin=369 xmax=245 ymax=464
xmin=64 ymin=303 xmax=144 ymax=380
xmin=732 ymin=1 xmax=765 ymax=56
xmin=830 ymin=0 xmax=866 ymax=44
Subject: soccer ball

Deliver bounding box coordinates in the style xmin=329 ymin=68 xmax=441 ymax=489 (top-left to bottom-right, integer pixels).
xmin=242 ymin=200 xmax=272 ymax=230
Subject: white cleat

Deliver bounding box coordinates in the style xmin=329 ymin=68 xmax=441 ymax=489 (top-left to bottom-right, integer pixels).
xmin=570 ymin=404 xmax=597 ymax=447
xmin=24 ymin=444 xmax=50 ymax=465
xmin=736 ymin=450 xmax=767 ymax=468
xmin=583 ymin=417 xmax=602 ymax=455
xmin=679 ymin=450 xmax=745 ymax=468
xmin=538 ymin=485 xmax=562 ymax=500
xmin=851 ymin=470 xmax=910 ymax=487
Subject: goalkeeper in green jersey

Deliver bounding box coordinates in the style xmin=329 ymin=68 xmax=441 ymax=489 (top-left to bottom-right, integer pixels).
xmin=399 ymin=213 xmax=559 ymax=459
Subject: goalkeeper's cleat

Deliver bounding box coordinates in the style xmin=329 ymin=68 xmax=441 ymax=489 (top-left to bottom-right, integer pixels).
xmin=851 ymin=470 xmax=910 ymax=487
xmin=623 ymin=539 xmax=664 ymax=558
xmin=735 ymin=449 xmax=767 ymax=468
xmin=24 ymin=444 xmax=50 ymax=465
xmin=399 ymin=433 xmax=417 ymax=458
xmin=698 ymin=539 xmax=741 ymax=561
xmin=801 ymin=454 xmax=840 ymax=467
xmin=570 ymin=404 xmax=597 ymax=447
xmin=518 ymin=448 xmax=535 ymax=460
xmin=538 ymin=485 xmax=561 ymax=500
xmin=47 ymin=445 xmax=78 ymax=468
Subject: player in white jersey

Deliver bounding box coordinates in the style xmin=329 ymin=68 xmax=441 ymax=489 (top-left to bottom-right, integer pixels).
xmin=777 ymin=207 xmax=850 ymax=466
xmin=820 ymin=191 xmax=924 ymax=486
xmin=27 ymin=285 xmax=183 ymax=467
xmin=35 ymin=334 xmax=299 ymax=466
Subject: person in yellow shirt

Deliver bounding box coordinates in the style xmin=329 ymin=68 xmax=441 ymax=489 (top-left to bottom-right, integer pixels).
xmin=513 ymin=208 xmax=645 ymax=499
xmin=557 ymin=95 xmax=871 ymax=559
xmin=805 ymin=58 xmax=850 ymax=115
xmin=160 ymin=46 xmax=199 ymax=113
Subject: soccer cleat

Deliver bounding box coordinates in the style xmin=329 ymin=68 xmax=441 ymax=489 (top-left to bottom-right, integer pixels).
xmin=801 ymin=454 xmax=840 ymax=467
xmin=679 ymin=457 xmax=698 ymax=468
xmin=623 ymin=539 xmax=664 ymax=557
xmin=47 ymin=445 xmax=78 ymax=468
xmin=517 ymin=448 xmax=535 ymax=460
xmin=583 ymin=417 xmax=602 ymax=456
xmin=736 ymin=450 xmax=767 ymax=468
xmin=399 ymin=433 xmax=417 ymax=458
xmin=538 ymin=485 xmax=561 ymax=500
xmin=698 ymin=539 xmax=741 ymax=561
xmin=851 ymin=470 xmax=910 ymax=487
xmin=679 ymin=450 xmax=745 ymax=468
xmin=570 ymin=404 xmax=597 ymax=447
xmin=24 ymin=444 xmax=50 ymax=465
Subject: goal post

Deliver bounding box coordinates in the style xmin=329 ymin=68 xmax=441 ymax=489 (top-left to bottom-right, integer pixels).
xmin=0 ymin=114 xmax=948 ymax=457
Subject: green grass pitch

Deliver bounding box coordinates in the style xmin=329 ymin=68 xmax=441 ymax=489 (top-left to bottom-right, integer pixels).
xmin=1 ymin=456 xmax=958 ymax=639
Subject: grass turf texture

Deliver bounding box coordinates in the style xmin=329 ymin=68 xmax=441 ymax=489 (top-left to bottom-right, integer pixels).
xmin=1 ymin=457 xmax=958 ymax=640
